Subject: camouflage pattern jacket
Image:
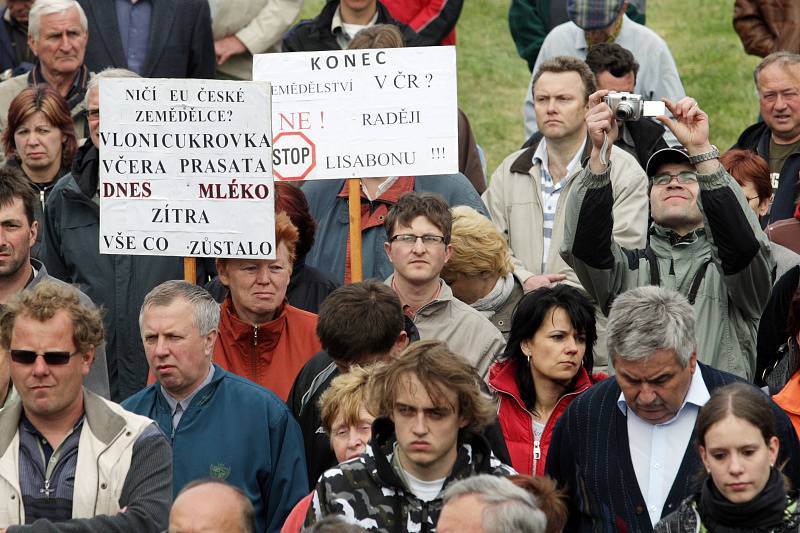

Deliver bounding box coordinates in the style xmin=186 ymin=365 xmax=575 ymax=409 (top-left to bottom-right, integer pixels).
xmin=305 ymin=417 xmax=516 ymax=532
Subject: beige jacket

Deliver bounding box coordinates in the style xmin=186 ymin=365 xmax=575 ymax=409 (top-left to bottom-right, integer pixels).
xmin=210 ymin=0 xmax=302 ymax=80
xmin=482 ymin=141 xmax=649 ymax=286
xmin=0 ymin=391 xmax=153 ymax=525
xmin=386 ymin=276 xmax=506 ymax=377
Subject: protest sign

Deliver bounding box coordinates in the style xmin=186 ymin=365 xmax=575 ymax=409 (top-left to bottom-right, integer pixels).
xmin=99 ymin=79 xmax=275 ymax=259
xmin=253 ymin=46 xmax=458 ymax=180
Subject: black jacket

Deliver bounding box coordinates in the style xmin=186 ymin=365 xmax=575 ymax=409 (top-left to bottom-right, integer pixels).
xmin=735 ymin=121 xmax=800 ymax=223
xmin=78 ymin=0 xmax=215 ymax=78
xmin=282 ymin=0 xmax=423 ymax=52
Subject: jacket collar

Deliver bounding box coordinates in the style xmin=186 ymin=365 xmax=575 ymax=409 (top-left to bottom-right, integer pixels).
xmin=69 ymin=141 xmax=100 ymax=200
xmin=488 ymin=357 xmax=593 ymax=407
xmin=510 ymin=135 xmax=592 ymax=175
xmin=151 ymin=363 xmax=227 ymax=412
xmin=0 ymin=389 xmax=126 ymax=455
xmin=219 ymin=295 xmax=289 ymax=351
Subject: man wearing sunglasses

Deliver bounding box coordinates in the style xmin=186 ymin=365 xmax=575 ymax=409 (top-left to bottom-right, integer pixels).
xmin=0 ymin=166 xmax=108 ymax=402
xmin=561 ymin=92 xmax=775 ymax=380
xmin=0 ymin=281 xmax=171 ymax=531
xmin=383 ymin=192 xmax=505 ymax=377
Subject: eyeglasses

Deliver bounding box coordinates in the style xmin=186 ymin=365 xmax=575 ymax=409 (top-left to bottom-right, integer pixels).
xmin=746 ymin=195 xmax=760 ymax=203
xmin=651 ymin=171 xmax=699 ymax=186
xmin=389 ymin=234 xmax=447 ymax=246
xmin=9 ymin=349 xmax=80 ymax=365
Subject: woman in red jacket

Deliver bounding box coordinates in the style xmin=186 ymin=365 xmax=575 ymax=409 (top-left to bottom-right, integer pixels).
xmin=488 ymin=284 xmax=604 ymax=476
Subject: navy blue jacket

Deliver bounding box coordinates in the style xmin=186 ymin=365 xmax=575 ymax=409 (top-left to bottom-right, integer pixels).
xmin=122 ymin=365 xmax=308 ymax=533
xmin=545 ymin=363 xmax=800 ymax=533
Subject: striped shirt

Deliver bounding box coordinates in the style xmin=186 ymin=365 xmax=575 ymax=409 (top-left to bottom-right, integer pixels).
xmin=533 ymin=139 xmax=583 ymax=272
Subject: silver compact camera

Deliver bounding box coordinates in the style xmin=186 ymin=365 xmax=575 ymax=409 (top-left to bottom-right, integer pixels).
xmin=604 ymin=91 xmax=644 ymax=121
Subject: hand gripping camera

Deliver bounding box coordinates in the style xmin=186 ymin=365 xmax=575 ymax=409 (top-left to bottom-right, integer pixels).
xmin=603 ymin=91 xmax=665 ymax=121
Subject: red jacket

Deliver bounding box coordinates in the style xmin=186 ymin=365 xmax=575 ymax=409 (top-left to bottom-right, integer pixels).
xmin=213 ymin=297 xmax=321 ymax=401
xmin=488 ymin=358 xmax=601 ymax=476
xmin=381 ymin=0 xmax=462 ymax=45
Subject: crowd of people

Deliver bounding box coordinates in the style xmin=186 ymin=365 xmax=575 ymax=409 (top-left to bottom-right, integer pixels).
xmin=0 ymin=0 xmax=796 ymax=531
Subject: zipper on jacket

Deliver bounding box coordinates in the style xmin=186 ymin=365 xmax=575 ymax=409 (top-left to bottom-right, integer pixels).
xmin=252 ymin=324 xmax=258 ymax=346
xmin=40 ymin=478 xmax=52 ymax=498
xmin=39 ymin=189 xmax=45 ymax=212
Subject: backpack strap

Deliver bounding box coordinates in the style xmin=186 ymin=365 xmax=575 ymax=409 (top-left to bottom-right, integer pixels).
xmin=687 ymin=259 xmax=713 ymax=305
xmin=643 ymin=246 xmax=660 ymax=286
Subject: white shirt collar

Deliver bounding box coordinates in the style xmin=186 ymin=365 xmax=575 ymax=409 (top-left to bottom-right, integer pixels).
xmin=532 ymin=137 xmax=584 ymax=183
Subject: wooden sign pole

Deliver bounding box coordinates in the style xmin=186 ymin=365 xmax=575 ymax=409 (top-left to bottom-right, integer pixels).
xmin=184 ymin=257 xmax=197 ymax=284
xmin=347 ymin=177 xmax=363 ymax=283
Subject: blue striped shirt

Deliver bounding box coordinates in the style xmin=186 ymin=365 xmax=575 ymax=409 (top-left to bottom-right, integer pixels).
xmin=532 ymin=139 xmax=583 ymax=272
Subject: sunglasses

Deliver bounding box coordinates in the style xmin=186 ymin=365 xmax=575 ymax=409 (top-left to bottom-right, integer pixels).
xmin=9 ymin=349 xmax=79 ymax=365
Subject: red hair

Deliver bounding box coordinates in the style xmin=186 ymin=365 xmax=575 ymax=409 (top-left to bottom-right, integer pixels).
xmin=2 ymin=86 xmax=77 ymax=168
xmin=275 ymin=211 xmax=299 ymax=264
xmin=720 ymin=148 xmax=772 ymax=202
xmin=275 ymin=182 xmax=316 ymax=262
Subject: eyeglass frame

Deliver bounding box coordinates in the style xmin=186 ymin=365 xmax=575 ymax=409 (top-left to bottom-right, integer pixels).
xmin=9 ymin=349 xmax=81 ymax=366
xmin=388 ymin=233 xmax=449 ymax=246
xmin=650 ymin=171 xmax=699 ymax=187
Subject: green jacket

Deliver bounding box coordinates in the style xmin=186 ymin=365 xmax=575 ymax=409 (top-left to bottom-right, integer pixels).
xmin=560 ymin=164 xmax=774 ymax=379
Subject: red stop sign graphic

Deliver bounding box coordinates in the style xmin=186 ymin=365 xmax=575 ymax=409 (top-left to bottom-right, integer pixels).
xmin=272 ymin=131 xmax=316 ymax=181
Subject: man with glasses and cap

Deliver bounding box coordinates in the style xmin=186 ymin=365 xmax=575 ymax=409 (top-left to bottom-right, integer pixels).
xmin=560 ymin=90 xmax=775 ymax=380
xmin=0 ymin=281 xmax=171 ymax=531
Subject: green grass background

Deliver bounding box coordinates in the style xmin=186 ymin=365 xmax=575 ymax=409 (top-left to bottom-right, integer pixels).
xmin=298 ymin=0 xmax=760 ymax=174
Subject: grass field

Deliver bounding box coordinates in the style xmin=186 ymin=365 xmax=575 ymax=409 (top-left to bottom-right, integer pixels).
xmin=298 ymin=0 xmax=761 ymax=173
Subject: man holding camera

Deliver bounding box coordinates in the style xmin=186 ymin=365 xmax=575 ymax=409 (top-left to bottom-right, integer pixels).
xmin=483 ymin=55 xmax=648 ymax=370
xmin=560 ymin=92 xmax=774 ymax=379
xmin=584 ymin=42 xmax=668 ymax=170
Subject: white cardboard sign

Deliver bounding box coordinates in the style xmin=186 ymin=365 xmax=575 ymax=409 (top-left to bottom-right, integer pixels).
xmin=99 ymin=78 xmax=275 ymax=259
xmin=253 ymin=46 xmax=458 ymax=181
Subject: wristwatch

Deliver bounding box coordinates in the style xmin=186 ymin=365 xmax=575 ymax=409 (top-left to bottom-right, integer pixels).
xmin=688 ymin=145 xmax=720 ymax=165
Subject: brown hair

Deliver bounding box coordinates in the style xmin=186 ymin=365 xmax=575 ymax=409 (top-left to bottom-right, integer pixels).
xmin=319 ymin=365 xmax=375 ymax=433
xmin=2 ymin=86 xmax=77 ymax=168
xmin=0 ymin=281 xmax=104 ymax=353
xmin=347 ymin=24 xmax=404 ymax=50
xmin=369 ymin=339 xmax=496 ymax=433
xmin=383 ymin=192 xmax=452 ymax=243
xmin=720 ymin=148 xmax=772 ymax=202
xmin=507 ymin=475 xmax=568 ymax=533
xmin=532 ymin=56 xmax=597 ymax=104
xmin=0 ymin=165 xmax=37 ymax=225
xmin=696 ymin=382 xmax=777 ymax=448
xmin=316 ymin=280 xmax=404 ymax=364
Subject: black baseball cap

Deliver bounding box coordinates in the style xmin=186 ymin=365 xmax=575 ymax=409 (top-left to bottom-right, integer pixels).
xmin=645 ymin=147 xmax=693 ymax=178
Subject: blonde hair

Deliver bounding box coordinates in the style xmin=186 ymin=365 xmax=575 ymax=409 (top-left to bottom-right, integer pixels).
xmin=319 ymin=365 xmax=375 ymax=433
xmin=441 ymin=206 xmax=512 ymax=282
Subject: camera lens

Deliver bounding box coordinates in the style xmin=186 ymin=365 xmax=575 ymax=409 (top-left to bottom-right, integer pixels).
xmin=615 ymin=102 xmax=633 ymax=120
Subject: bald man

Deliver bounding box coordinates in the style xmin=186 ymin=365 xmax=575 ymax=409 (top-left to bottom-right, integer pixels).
xmin=168 ymin=479 xmax=254 ymax=533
